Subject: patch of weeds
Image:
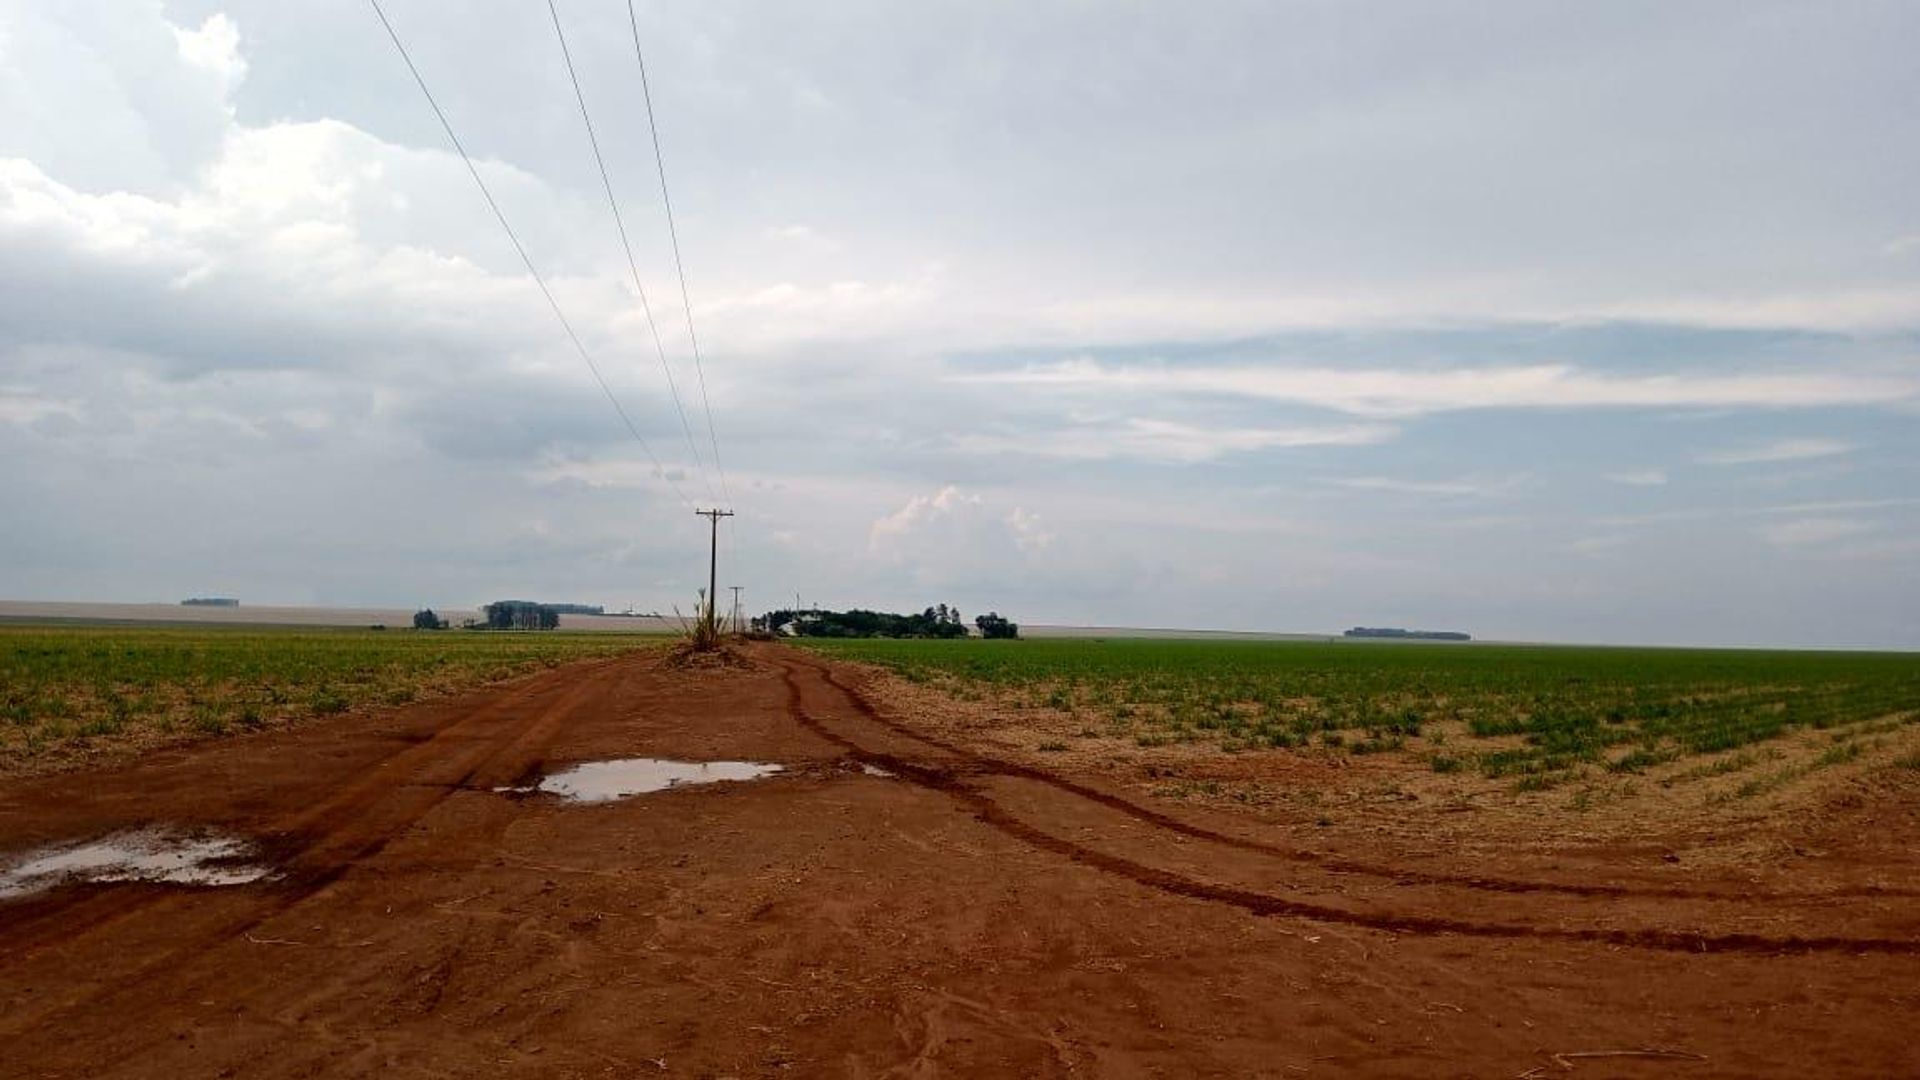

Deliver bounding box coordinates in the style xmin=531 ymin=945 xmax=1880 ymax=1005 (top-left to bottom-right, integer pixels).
xmin=1430 ymin=754 xmax=1463 ymax=774
xmin=309 ymin=686 xmax=350 ymax=716
xmin=1606 ymin=746 xmax=1674 ymax=774
xmin=193 ymin=707 xmax=230 ymax=736
xmin=1512 ymin=770 xmax=1571 ymax=793
xmin=1351 ymin=733 xmax=1406 ymax=755
xmin=1037 ymin=740 xmax=1069 ymax=752
xmin=1153 ymin=779 xmax=1222 ymax=800
xmin=77 ymin=714 xmax=125 ymax=739
xmin=1816 ymin=741 xmax=1864 ymax=768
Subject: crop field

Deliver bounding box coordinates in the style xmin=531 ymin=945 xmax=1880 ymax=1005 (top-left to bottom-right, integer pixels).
xmin=803 ymin=638 xmax=1920 ymax=790
xmin=0 ymin=625 xmax=660 ymax=773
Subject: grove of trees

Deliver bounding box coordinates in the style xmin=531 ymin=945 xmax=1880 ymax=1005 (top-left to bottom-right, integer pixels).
xmin=482 ymin=601 xmax=561 ymax=630
xmin=755 ymin=603 xmax=1008 ymax=639
xmin=974 ymin=612 xmax=1019 ymax=639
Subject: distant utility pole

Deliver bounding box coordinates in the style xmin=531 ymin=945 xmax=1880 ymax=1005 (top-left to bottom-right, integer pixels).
xmin=695 ymin=508 xmax=734 ymax=631
xmin=729 ymin=586 xmax=743 ymax=633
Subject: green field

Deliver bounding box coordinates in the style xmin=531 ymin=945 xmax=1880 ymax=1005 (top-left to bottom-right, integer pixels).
xmin=0 ymin=625 xmax=659 ymax=770
xmin=803 ymin=638 xmax=1920 ymax=785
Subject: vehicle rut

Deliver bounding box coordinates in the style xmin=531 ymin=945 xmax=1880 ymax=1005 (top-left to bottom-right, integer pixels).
xmin=788 ymin=652 xmax=1920 ymax=902
xmin=775 ymin=651 xmax=1920 ymax=956
xmin=0 ymin=654 xmax=635 ymax=1048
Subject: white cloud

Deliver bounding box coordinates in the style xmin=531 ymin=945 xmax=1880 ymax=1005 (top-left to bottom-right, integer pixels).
xmin=1325 ymin=473 xmax=1534 ymax=499
xmin=869 ymin=485 xmax=982 ymax=553
xmin=867 ymin=486 xmax=1055 ymax=589
xmin=0 ymin=388 xmax=79 ymax=425
xmin=1760 ymin=517 xmax=1872 ymax=548
xmin=2 ymin=2 xmax=1919 ymax=647
xmin=1005 ymin=506 xmax=1053 ymax=552
xmin=172 ymin=14 xmax=247 ymax=96
xmin=1697 ymin=438 xmax=1852 ymax=465
xmin=951 ymin=417 xmax=1395 ymax=463
xmin=1604 ymin=469 xmax=1668 ymax=486
xmin=958 ymin=360 xmax=1919 ymax=419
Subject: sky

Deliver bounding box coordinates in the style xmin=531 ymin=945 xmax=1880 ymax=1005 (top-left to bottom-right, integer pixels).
xmin=1 ymin=0 xmax=1917 ymax=648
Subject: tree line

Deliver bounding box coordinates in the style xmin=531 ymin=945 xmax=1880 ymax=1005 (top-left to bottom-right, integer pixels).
xmin=755 ymin=604 xmax=1018 ymax=639
xmin=411 ymin=602 xmax=561 ymax=631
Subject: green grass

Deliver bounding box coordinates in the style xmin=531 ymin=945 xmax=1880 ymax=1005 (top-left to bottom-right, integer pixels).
xmin=802 ymin=638 xmax=1919 ymax=780
xmin=0 ymin=625 xmax=659 ymax=769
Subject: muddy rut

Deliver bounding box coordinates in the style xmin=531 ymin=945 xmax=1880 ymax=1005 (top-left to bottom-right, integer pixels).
xmin=0 ymin=644 xmax=1914 ymax=1078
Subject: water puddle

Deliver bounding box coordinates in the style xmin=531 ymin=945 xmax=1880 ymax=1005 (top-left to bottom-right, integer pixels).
xmin=859 ymin=763 xmax=896 ymax=778
xmin=0 ymin=830 xmax=271 ymax=901
xmin=503 ymin=758 xmax=784 ymax=803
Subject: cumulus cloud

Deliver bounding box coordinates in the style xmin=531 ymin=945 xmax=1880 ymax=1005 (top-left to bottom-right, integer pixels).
xmin=2 ymin=2 xmax=1918 ymax=646
xmin=868 ymin=486 xmax=1054 ymax=587
xmin=172 ymin=14 xmax=247 ymax=97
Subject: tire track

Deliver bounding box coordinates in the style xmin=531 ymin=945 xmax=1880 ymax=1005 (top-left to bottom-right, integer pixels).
xmin=0 ymin=652 xmax=639 ymax=1046
xmin=775 ymin=652 xmax=1920 ymax=957
xmin=789 ymin=652 xmax=1920 ymax=903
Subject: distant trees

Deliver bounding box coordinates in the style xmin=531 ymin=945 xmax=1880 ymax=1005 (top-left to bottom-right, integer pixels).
xmin=413 ymin=609 xmax=447 ymax=631
xmin=755 ymin=604 xmax=983 ymax=639
xmin=975 ymin=612 xmax=1019 ymax=639
xmin=482 ymin=601 xmax=560 ymax=631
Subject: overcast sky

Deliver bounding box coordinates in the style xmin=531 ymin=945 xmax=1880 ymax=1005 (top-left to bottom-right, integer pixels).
xmin=3 ymin=0 xmax=1917 ymax=647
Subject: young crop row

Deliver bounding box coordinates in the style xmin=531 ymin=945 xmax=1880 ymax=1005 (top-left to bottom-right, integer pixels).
xmin=807 ymin=638 xmax=1920 ymax=783
xmin=0 ymin=626 xmax=656 ymax=767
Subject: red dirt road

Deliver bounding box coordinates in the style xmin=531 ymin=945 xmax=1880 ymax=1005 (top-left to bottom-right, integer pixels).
xmin=2 ymin=645 xmax=1915 ymax=1078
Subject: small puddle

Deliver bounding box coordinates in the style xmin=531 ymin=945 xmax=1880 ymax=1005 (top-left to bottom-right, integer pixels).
xmin=0 ymin=830 xmax=271 ymax=901
xmin=859 ymin=763 xmax=896 ymax=778
xmin=502 ymin=758 xmax=784 ymax=803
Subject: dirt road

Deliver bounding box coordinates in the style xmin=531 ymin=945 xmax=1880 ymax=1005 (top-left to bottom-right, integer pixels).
xmin=2 ymin=645 xmax=1915 ymax=1078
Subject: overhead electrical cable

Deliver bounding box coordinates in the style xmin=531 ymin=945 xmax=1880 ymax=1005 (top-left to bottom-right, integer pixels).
xmin=369 ymin=0 xmax=691 ymax=507
xmin=545 ymin=0 xmax=714 ymax=502
xmin=626 ymin=0 xmax=732 ymax=509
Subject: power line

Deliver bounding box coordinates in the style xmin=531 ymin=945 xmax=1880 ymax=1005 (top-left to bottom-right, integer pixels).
xmin=626 ymin=0 xmax=731 ymax=509
xmin=545 ymin=0 xmax=713 ymax=502
xmin=368 ymin=0 xmax=690 ymax=506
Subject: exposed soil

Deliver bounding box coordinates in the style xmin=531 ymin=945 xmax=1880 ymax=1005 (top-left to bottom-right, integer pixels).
xmin=1 ymin=644 xmax=1915 ymax=1078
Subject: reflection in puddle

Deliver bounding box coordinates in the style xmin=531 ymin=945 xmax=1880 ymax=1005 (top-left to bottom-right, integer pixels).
xmin=0 ymin=830 xmax=271 ymax=900
xmin=506 ymin=758 xmax=784 ymax=803
xmin=860 ymin=763 xmax=896 ymax=778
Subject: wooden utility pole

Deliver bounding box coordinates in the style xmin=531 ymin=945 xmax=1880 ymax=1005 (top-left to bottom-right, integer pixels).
xmin=695 ymin=508 xmax=734 ymax=631
xmin=729 ymin=586 xmax=743 ymax=633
